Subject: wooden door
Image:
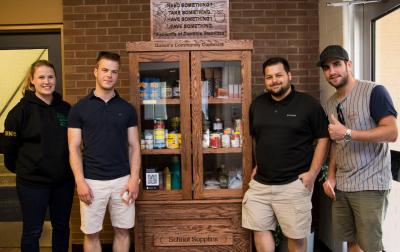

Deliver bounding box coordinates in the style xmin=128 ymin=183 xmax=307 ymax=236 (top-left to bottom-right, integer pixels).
xmin=129 ymin=51 xmax=192 ymax=200
xmin=191 ymin=50 xmax=252 ymax=199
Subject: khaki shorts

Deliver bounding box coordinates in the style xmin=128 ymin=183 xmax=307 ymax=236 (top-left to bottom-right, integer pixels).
xmin=332 ymin=190 xmax=389 ymax=252
xmin=242 ymin=179 xmax=312 ymax=239
xmin=80 ymin=175 xmax=135 ymax=234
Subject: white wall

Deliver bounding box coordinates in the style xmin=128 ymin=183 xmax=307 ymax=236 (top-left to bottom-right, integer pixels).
xmin=318 ymin=2 xmax=346 ymax=250
xmin=318 ymin=1 xmax=346 ymax=104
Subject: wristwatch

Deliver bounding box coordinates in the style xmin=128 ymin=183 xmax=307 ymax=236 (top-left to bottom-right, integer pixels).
xmin=344 ymin=128 xmax=352 ymax=143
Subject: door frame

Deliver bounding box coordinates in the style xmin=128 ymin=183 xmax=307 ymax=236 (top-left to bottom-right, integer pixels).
xmin=354 ymin=0 xmax=400 ymax=80
xmin=0 ymin=24 xmax=64 ymax=94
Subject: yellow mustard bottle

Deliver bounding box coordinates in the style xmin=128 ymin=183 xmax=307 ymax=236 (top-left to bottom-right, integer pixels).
xmin=164 ymin=167 xmax=171 ymax=191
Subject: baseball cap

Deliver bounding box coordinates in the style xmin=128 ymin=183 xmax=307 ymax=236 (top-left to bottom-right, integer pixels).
xmin=316 ymin=45 xmax=349 ymax=67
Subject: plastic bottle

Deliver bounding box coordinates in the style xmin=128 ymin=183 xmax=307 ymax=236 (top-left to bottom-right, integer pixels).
xmin=213 ymin=117 xmax=223 ymax=133
xmin=171 ymin=155 xmax=181 ymax=189
xmin=153 ymin=119 xmax=166 ymax=149
xmin=164 ymin=166 xmax=171 ymax=191
xmin=218 ymin=165 xmax=228 ymax=189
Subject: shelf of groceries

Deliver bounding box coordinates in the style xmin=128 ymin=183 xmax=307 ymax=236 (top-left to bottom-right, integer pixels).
xmin=140 ymin=117 xmax=243 ymax=151
xmin=140 ymin=97 xmax=241 ymax=105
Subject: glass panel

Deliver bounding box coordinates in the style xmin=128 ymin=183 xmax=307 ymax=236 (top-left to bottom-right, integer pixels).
xmin=142 ymin=154 xmax=182 ymax=191
xmin=200 ymin=61 xmax=243 ymax=189
xmin=375 ymin=8 xmax=400 ymax=152
xmin=138 ymin=62 xmax=182 ymax=191
xmin=374 ymin=8 xmax=400 ymax=252
xmin=0 ymin=49 xmax=48 ymax=186
xmin=204 ymin=153 xmax=242 ymax=189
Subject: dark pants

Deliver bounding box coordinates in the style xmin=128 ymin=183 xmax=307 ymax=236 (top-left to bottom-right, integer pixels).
xmin=17 ymin=179 xmax=75 ymax=252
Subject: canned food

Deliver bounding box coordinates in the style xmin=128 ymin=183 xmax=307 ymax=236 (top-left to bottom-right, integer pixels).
xmin=154 ymin=119 xmax=165 ymax=129
xmin=165 ymin=87 xmax=173 ymax=98
xmin=153 ymin=129 xmax=165 ymax=149
xmin=167 ymin=133 xmax=180 ymax=149
xmin=210 ymin=133 xmax=221 ymax=148
xmin=144 ymin=130 xmax=153 ymax=140
xmin=145 ymin=139 xmax=153 ymax=149
xmin=221 ymin=134 xmax=231 ymax=148
xmin=172 ymin=81 xmax=180 ymax=97
xmin=202 ymin=129 xmax=210 ymax=148
xmin=160 ymin=81 xmax=167 ymax=98
xmin=234 ymin=119 xmax=242 ymax=133
xmin=231 ymin=132 xmax=240 ymax=148
xmin=223 ymin=128 xmax=232 ymax=135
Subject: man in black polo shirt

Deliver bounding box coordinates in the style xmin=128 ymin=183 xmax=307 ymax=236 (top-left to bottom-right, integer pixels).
xmin=242 ymin=57 xmax=329 ymax=252
xmin=68 ymin=51 xmax=141 ymax=252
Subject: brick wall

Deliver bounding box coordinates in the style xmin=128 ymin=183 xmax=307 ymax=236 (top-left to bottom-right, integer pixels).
xmin=63 ymin=0 xmax=319 ymax=244
xmin=63 ymin=0 xmax=150 ymax=105
xmin=230 ymin=1 xmax=320 ymax=97
xmin=63 ymin=0 xmax=319 ymax=104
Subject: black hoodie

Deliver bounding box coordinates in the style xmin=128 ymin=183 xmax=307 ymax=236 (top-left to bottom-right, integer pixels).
xmin=3 ymin=91 xmax=73 ymax=186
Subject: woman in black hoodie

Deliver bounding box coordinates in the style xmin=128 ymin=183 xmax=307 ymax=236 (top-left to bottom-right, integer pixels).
xmin=3 ymin=60 xmax=74 ymax=252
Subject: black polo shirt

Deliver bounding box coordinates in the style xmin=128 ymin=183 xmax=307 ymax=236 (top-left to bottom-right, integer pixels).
xmin=68 ymin=91 xmax=138 ymax=180
xmin=250 ymin=86 xmax=328 ymax=185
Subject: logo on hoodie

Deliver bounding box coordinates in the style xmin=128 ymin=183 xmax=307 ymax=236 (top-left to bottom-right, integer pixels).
xmin=56 ymin=113 xmax=68 ymax=127
xmin=4 ymin=130 xmax=17 ymax=137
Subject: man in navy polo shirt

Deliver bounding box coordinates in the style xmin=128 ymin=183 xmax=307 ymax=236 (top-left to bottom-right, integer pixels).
xmin=68 ymin=51 xmax=141 ymax=252
xmin=242 ymin=57 xmax=329 ymax=252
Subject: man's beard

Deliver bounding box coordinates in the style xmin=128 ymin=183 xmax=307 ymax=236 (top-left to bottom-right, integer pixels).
xmin=270 ymin=83 xmax=290 ymax=98
xmin=329 ymin=65 xmax=349 ymax=90
xmin=329 ymin=74 xmax=348 ymax=90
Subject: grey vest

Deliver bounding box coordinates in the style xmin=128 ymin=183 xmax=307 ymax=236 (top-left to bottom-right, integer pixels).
xmin=324 ymin=80 xmax=392 ymax=191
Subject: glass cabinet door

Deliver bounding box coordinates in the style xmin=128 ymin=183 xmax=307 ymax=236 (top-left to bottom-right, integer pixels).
xmin=129 ymin=52 xmax=191 ymax=200
xmin=191 ymin=51 xmax=252 ymax=199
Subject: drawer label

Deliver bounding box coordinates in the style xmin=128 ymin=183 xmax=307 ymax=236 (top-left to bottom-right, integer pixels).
xmin=155 ymin=233 xmax=233 ymax=246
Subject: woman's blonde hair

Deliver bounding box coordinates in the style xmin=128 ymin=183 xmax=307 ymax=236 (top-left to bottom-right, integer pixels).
xmin=22 ymin=60 xmax=56 ymax=95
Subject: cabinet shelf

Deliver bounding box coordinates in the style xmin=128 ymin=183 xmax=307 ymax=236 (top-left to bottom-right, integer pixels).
xmin=202 ymin=147 xmax=242 ymax=154
xmin=141 ymin=189 xmax=185 ymax=201
xmin=141 ymin=149 xmax=181 ymax=155
xmin=201 ymin=188 xmax=243 ymax=199
xmin=141 ymin=98 xmax=180 ymax=105
xmin=206 ymin=97 xmax=241 ymax=104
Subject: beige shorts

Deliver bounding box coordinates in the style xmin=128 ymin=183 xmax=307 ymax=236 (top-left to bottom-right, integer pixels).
xmin=242 ymin=178 xmax=312 ymax=239
xmin=80 ymin=175 xmax=135 ymax=234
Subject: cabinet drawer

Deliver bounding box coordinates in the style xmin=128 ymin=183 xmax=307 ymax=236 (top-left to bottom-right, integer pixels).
xmin=135 ymin=200 xmax=250 ymax=252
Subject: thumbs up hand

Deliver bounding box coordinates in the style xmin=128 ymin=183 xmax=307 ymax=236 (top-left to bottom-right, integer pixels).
xmin=328 ymin=114 xmax=347 ymax=141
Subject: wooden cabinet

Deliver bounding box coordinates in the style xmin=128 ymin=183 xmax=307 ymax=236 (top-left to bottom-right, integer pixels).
xmin=127 ymin=40 xmax=252 ymax=252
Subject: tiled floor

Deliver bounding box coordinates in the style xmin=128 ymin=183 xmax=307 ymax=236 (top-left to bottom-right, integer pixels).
xmin=0 ymin=249 xmax=51 ymax=252
xmin=0 ymin=242 xmax=331 ymax=252
xmin=0 ymin=221 xmax=52 ymax=252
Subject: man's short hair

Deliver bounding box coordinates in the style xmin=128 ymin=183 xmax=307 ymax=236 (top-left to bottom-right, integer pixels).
xmin=96 ymin=51 xmax=121 ymax=67
xmin=263 ymin=57 xmax=291 ymax=75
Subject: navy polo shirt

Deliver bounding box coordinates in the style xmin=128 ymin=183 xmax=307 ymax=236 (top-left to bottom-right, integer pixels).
xmin=250 ymin=86 xmax=329 ymax=185
xmin=68 ymin=91 xmax=138 ymax=180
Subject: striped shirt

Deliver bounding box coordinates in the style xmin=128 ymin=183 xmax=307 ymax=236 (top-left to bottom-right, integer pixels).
xmin=324 ymin=80 xmax=396 ymax=192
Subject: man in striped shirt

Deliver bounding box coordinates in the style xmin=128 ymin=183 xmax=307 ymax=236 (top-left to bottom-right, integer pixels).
xmin=318 ymin=45 xmax=398 ymax=252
